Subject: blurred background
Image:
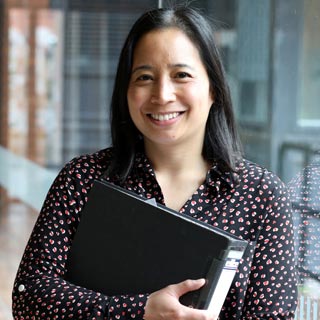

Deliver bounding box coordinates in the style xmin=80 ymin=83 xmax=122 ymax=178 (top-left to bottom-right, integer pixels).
xmin=0 ymin=0 xmax=319 ymax=319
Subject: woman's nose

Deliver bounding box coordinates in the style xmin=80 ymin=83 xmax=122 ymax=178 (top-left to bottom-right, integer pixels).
xmin=151 ymin=79 xmax=176 ymax=105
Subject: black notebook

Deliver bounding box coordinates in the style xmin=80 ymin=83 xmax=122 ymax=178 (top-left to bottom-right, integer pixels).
xmin=65 ymin=179 xmax=248 ymax=314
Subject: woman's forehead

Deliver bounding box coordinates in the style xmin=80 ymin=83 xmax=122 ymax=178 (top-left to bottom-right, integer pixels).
xmin=132 ymin=28 xmax=202 ymax=66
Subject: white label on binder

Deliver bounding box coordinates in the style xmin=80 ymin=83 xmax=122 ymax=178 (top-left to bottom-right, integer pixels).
xmin=207 ymin=250 xmax=243 ymax=315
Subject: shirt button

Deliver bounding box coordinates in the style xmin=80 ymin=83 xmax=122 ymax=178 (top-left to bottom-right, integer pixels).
xmin=18 ymin=284 xmax=25 ymax=292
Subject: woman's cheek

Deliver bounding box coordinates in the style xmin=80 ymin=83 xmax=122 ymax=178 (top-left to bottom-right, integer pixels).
xmin=128 ymin=88 xmax=150 ymax=109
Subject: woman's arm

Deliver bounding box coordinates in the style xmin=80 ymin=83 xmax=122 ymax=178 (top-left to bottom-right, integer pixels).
xmin=241 ymin=180 xmax=298 ymax=319
xmin=12 ymin=154 xmax=147 ymax=319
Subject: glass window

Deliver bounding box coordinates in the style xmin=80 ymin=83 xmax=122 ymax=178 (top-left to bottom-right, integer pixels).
xmin=1 ymin=0 xmax=320 ymax=318
xmin=298 ymin=0 xmax=320 ymax=126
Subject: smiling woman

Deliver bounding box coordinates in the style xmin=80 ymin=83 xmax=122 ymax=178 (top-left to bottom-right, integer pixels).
xmin=126 ymin=27 xmax=214 ymax=211
xmin=127 ymin=28 xmax=213 ymax=158
xmin=0 ymin=0 xmax=319 ymax=319
xmin=12 ymin=6 xmax=297 ymax=320
xmin=108 ymin=8 xmax=241 ymax=185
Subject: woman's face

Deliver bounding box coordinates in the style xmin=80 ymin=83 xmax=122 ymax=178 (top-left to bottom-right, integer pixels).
xmin=127 ymin=28 xmax=214 ymax=151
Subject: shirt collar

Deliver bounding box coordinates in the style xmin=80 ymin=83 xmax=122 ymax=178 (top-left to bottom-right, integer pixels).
xmin=133 ymin=151 xmax=241 ymax=190
xmin=134 ymin=152 xmax=156 ymax=177
xmin=206 ymin=161 xmax=241 ymax=190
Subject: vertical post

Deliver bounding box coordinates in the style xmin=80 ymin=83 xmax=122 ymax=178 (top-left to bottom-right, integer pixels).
xmin=27 ymin=3 xmax=37 ymax=162
xmin=0 ymin=0 xmax=9 ymax=148
xmin=158 ymin=0 xmax=163 ymax=9
xmin=0 ymin=0 xmax=9 ymax=213
xmin=26 ymin=0 xmax=50 ymax=163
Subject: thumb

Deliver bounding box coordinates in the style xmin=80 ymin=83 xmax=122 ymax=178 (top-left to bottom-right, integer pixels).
xmin=169 ymin=279 xmax=206 ymax=297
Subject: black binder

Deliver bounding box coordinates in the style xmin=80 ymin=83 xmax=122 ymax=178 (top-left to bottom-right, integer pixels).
xmin=66 ymin=180 xmax=248 ymax=314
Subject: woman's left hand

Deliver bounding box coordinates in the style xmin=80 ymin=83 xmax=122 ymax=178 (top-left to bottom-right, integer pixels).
xmin=143 ymin=279 xmax=218 ymax=320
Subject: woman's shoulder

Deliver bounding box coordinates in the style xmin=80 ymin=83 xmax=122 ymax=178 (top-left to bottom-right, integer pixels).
xmin=236 ymin=158 xmax=287 ymax=193
xmin=62 ymin=147 xmax=114 ymax=180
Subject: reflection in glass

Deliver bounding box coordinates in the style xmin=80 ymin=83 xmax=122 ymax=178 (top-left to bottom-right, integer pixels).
xmin=289 ymin=152 xmax=320 ymax=318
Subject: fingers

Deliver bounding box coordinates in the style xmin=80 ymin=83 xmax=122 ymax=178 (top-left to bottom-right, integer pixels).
xmin=180 ymin=306 xmax=217 ymax=320
xmin=144 ymin=279 xmax=215 ymax=320
xmin=168 ymin=278 xmax=206 ymax=298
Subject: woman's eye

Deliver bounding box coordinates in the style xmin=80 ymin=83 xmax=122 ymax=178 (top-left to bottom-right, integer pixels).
xmin=175 ymin=72 xmax=191 ymax=79
xmin=137 ymin=74 xmax=152 ymax=81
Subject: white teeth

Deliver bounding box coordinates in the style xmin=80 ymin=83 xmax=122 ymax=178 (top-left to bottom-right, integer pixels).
xmin=150 ymin=112 xmax=180 ymax=121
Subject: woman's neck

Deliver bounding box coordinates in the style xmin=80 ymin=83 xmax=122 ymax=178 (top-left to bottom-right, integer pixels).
xmin=144 ymin=141 xmax=209 ymax=178
xmin=144 ymin=142 xmax=210 ymax=211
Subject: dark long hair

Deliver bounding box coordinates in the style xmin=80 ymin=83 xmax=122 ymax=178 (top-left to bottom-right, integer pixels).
xmin=106 ymin=6 xmax=243 ymax=182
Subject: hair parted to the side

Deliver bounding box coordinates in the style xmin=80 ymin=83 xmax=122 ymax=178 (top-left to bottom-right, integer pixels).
xmin=106 ymin=6 xmax=243 ymax=183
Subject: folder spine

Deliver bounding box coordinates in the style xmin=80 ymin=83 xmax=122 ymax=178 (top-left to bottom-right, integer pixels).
xmin=204 ymin=249 xmax=244 ymax=314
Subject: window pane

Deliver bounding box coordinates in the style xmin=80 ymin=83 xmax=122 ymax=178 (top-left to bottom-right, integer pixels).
xmin=298 ymin=0 xmax=320 ymax=126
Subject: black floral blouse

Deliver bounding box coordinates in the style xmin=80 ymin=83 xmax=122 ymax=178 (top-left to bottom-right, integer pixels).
xmin=12 ymin=148 xmax=297 ymax=319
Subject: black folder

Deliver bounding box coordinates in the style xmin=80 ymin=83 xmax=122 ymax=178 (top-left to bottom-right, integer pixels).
xmin=66 ymin=179 xmax=248 ymax=313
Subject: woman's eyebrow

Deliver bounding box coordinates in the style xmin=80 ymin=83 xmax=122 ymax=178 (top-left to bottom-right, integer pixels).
xmin=168 ymin=63 xmax=195 ymax=70
xmin=131 ymin=65 xmax=152 ymax=74
xmin=131 ymin=63 xmax=195 ymax=74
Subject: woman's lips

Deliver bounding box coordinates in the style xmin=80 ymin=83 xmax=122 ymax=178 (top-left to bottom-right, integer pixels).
xmin=148 ymin=112 xmax=182 ymax=121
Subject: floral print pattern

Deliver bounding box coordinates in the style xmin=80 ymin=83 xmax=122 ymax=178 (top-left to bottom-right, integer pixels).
xmin=12 ymin=148 xmax=297 ymax=319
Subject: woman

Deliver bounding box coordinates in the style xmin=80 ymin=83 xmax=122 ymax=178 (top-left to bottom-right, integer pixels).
xmin=12 ymin=7 xmax=297 ymax=319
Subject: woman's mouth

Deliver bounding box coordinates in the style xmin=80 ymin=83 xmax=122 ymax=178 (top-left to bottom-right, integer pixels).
xmin=148 ymin=112 xmax=181 ymax=121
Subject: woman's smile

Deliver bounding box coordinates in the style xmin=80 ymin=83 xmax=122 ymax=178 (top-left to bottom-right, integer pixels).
xmin=147 ymin=112 xmax=186 ymax=127
xmin=148 ymin=112 xmax=181 ymax=121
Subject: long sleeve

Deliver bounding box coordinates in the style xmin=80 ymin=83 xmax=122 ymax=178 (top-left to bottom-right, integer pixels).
xmin=12 ymin=151 xmax=148 ymax=319
xmin=211 ymin=163 xmax=298 ymax=319
xmin=240 ymin=178 xmax=298 ymax=319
